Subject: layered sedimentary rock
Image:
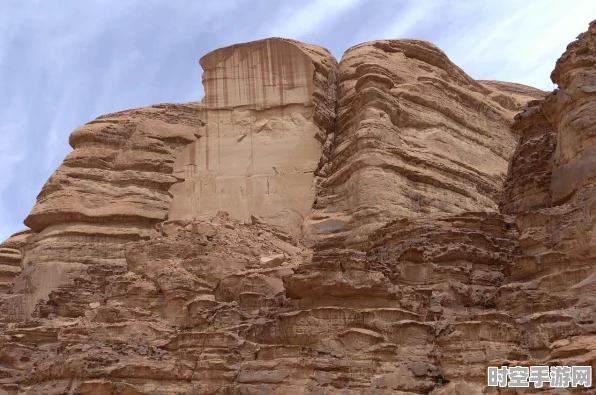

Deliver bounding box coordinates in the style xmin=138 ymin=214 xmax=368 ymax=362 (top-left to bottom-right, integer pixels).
xmin=304 ymin=39 xmax=544 ymax=247
xmin=0 ymin=230 xmax=31 ymax=322
xmin=0 ymin=231 xmax=28 ymax=295
xmin=496 ymin=19 xmax=596 ymax=376
xmin=2 ymin=21 xmax=596 ymax=395
xmin=0 ymin=229 xmax=34 ymax=325
xmin=12 ymin=103 xmax=203 ymax=320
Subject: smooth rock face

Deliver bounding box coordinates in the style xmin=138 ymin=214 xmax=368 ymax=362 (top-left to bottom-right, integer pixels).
xmin=170 ymin=39 xmax=337 ymax=238
xmin=2 ymin=22 xmax=596 ymax=394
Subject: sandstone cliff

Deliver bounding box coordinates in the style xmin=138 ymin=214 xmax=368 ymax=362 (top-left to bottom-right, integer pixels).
xmin=1 ymin=22 xmax=595 ymax=395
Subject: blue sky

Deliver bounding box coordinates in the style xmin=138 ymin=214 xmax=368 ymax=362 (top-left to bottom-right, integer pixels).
xmin=1 ymin=0 xmax=595 ymax=241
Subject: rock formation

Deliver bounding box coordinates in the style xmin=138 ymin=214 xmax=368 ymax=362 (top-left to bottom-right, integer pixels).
xmin=0 ymin=230 xmax=29 ymax=320
xmin=1 ymin=21 xmax=595 ymax=394
xmin=304 ymin=39 xmax=543 ymax=247
xmin=170 ymin=39 xmax=337 ymax=239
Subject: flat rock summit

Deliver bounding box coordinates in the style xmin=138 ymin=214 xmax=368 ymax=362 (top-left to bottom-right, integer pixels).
xmin=1 ymin=20 xmax=596 ymax=394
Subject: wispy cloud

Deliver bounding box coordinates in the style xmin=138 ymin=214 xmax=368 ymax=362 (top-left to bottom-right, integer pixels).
xmin=1 ymin=0 xmax=594 ymax=241
xmin=265 ymin=0 xmax=364 ymax=40
xmin=427 ymin=0 xmax=596 ymax=89
xmin=0 ymin=96 xmax=29 ymax=241
xmin=360 ymin=0 xmax=441 ymax=42
xmin=0 ymin=121 xmax=27 ymax=188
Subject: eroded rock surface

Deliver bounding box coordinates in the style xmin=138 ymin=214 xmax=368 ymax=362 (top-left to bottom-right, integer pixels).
xmin=170 ymin=39 xmax=337 ymax=239
xmin=0 ymin=231 xmax=28 ymax=294
xmin=12 ymin=103 xmax=203 ymax=321
xmin=1 ymin=22 xmax=596 ymax=395
xmin=496 ymin=20 xmax=596 ymax=379
xmin=0 ymin=230 xmax=32 ymax=322
xmin=304 ymin=39 xmax=545 ymax=248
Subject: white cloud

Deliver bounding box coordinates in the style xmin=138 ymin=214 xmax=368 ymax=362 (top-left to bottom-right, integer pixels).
xmin=0 ymin=106 xmax=28 ymax=240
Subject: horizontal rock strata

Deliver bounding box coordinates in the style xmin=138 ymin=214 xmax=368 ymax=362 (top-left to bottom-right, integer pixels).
xmin=495 ymin=20 xmax=596 ymax=380
xmin=304 ymin=39 xmax=545 ymax=247
xmin=14 ymin=103 xmax=203 ymax=320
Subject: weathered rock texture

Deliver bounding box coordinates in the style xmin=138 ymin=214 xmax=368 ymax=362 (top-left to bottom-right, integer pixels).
xmin=170 ymin=39 xmax=337 ymax=239
xmin=1 ymin=22 xmax=596 ymax=394
xmin=304 ymin=39 xmax=544 ymax=247
xmin=496 ymin=19 xmax=596 ymax=383
xmin=0 ymin=230 xmax=31 ymax=321
xmin=14 ymin=103 xmax=203 ymax=320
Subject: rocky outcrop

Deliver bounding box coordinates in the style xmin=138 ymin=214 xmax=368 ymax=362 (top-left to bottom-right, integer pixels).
xmin=496 ymin=19 xmax=596 ymax=375
xmin=9 ymin=104 xmax=203 ymax=320
xmin=0 ymin=230 xmax=29 ymax=295
xmin=2 ymin=21 xmax=596 ymax=395
xmin=304 ymin=39 xmax=544 ymax=247
xmin=0 ymin=230 xmax=31 ymax=322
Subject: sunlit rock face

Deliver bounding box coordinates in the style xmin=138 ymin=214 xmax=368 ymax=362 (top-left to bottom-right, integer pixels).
xmin=12 ymin=104 xmax=203 ymax=319
xmin=496 ymin=20 xmax=596 ymax=376
xmin=169 ymin=39 xmax=337 ymax=238
xmin=0 ymin=231 xmax=28 ymax=294
xmin=0 ymin=230 xmax=31 ymax=321
xmin=304 ymin=39 xmax=545 ymax=247
xmin=3 ymin=22 xmax=596 ymax=395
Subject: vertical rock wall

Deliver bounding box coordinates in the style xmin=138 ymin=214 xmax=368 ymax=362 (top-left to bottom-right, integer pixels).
xmin=169 ymin=39 xmax=337 ymax=238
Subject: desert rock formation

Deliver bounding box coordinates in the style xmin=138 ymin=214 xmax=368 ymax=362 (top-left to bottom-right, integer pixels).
xmin=304 ymin=38 xmax=544 ymax=247
xmin=170 ymin=39 xmax=336 ymax=239
xmin=1 ymin=21 xmax=596 ymax=395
